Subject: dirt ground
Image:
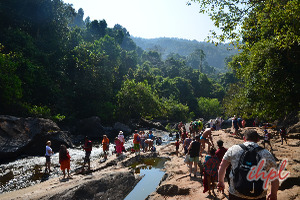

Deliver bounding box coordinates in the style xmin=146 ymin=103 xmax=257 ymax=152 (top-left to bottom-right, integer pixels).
xmin=0 ymin=127 xmax=299 ymax=200
xmin=148 ymin=127 xmax=300 ymax=200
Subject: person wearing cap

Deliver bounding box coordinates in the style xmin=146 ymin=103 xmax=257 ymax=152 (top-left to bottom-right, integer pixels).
xmin=118 ymin=131 xmax=125 ymax=152
xmin=199 ymin=125 xmax=216 ymax=157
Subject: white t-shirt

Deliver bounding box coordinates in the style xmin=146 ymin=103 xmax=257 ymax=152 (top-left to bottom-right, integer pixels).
xmin=223 ymin=141 xmax=276 ymax=199
xmin=45 ymin=145 xmax=52 ymax=156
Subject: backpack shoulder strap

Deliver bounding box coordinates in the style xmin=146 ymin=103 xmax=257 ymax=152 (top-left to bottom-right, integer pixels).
xmin=239 ymin=144 xmax=247 ymax=151
xmin=233 ymin=144 xmax=249 ymax=174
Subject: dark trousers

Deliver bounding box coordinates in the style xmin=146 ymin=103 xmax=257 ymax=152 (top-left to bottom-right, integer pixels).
xmin=229 ymin=193 xmax=266 ymax=200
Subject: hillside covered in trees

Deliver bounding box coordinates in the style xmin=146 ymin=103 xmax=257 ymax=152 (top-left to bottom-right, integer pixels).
xmin=131 ymin=37 xmax=239 ymax=72
xmin=0 ymin=0 xmax=298 ymax=126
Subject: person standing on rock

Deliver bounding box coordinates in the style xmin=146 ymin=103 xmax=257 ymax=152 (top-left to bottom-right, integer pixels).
xmin=149 ymin=130 xmax=154 ymax=140
xmin=232 ymin=115 xmax=239 ymax=135
xmin=102 ymin=135 xmax=109 ymax=160
xmin=133 ymin=130 xmax=140 ymax=155
xmin=263 ymin=129 xmax=273 ymax=151
xmin=115 ymin=137 xmax=122 ymax=156
xmin=140 ymin=131 xmax=146 ymax=152
xmin=82 ymin=136 xmax=92 ymax=171
xmin=203 ymin=148 xmax=219 ymax=196
xmin=199 ymin=125 xmax=215 ymax=157
xmin=215 ymin=140 xmax=231 ymax=189
xmin=242 ymin=119 xmax=246 ymax=128
xmin=45 ymin=141 xmax=54 ymax=173
xmin=280 ymin=127 xmax=288 ymax=145
xmin=118 ymin=131 xmax=125 ymax=152
xmin=183 ymin=133 xmax=193 ymax=155
xmin=188 ymin=135 xmax=201 ymax=177
xmin=175 ymin=139 xmax=180 ymax=156
xmin=59 ymin=144 xmax=71 ymax=179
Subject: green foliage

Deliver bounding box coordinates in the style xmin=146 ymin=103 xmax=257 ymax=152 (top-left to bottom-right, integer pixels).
xmin=28 ymin=105 xmax=51 ymax=118
xmin=52 ymin=114 xmax=66 ymax=122
xmin=160 ymin=97 xmax=191 ymax=122
xmin=197 ymin=97 xmax=222 ymax=119
xmin=116 ymin=79 xmax=161 ymax=121
xmin=192 ymin=0 xmax=300 ymax=121
xmin=0 ymin=48 xmax=22 ymax=106
xmin=0 ymin=0 xmax=234 ymax=125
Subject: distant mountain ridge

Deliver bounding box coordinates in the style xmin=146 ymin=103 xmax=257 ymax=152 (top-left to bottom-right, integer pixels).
xmin=131 ymin=37 xmax=239 ymax=72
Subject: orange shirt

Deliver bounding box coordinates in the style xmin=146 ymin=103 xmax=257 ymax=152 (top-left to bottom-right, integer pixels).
xmin=102 ymin=137 xmax=109 ymax=150
xmin=133 ymin=133 xmax=140 ymax=144
xmin=102 ymin=138 xmax=109 ymax=145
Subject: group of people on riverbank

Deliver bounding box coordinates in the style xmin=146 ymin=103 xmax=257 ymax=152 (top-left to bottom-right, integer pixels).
xmin=44 ymin=129 xmax=161 ymax=179
xmin=175 ymin=119 xmax=280 ymax=200
xmin=45 ymin=141 xmax=71 ymax=179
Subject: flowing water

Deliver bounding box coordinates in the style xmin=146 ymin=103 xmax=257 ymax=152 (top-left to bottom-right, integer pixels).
xmin=0 ymin=140 xmax=133 ymax=193
xmin=0 ymin=134 xmax=172 ymax=194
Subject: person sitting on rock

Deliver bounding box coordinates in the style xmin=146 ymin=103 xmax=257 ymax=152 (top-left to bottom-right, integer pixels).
xmin=144 ymin=138 xmax=153 ymax=152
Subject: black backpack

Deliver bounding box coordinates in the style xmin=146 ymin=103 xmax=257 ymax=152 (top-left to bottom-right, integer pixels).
xmin=233 ymin=144 xmax=264 ymax=197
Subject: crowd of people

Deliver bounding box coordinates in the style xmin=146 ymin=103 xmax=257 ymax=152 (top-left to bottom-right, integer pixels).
xmin=44 ymin=129 xmax=162 ymax=179
xmin=44 ymin=117 xmax=284 ymax=199
xmin=174 ymin=118 xmax=282 ymax=200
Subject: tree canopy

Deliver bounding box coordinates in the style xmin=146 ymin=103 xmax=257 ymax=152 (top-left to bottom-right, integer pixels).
xmin=191 ymin=0 xmax=300 ymax=120
xmin=1 ymin=0 xmax=296 ymax=125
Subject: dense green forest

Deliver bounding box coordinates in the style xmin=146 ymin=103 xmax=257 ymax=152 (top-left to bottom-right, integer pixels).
xmin=0 ymin=0 xmax=298 ymax=126
xmin=131 ymin=37 xmax=238 ymax=72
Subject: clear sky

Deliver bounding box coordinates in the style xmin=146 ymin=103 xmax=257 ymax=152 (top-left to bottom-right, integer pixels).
xmin=63 ymin=0 xmax=218 ymax=42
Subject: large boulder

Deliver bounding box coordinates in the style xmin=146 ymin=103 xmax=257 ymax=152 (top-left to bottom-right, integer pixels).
xmin=74 ymin=116 xmax=105 ymax=140
xmin=48 ymin=172 xmax=141 ymax=200
xmin=139 ymin=118 xmax=166 ymax=131
xmin=0 ymin=115 xmax=73 ymax=163
xmin=113 ymin=122 xmax=132 ymax=134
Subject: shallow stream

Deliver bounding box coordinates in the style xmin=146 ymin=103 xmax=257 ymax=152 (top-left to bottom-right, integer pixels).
xmin=0 ymin=134 xmax=172 ymax=194
xmin=124 ymin=158 xmax=167 ymax=200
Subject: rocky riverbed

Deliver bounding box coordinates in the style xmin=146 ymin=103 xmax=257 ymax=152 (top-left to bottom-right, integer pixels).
xmin=0 ymin=127 xmax=299 ymax=200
